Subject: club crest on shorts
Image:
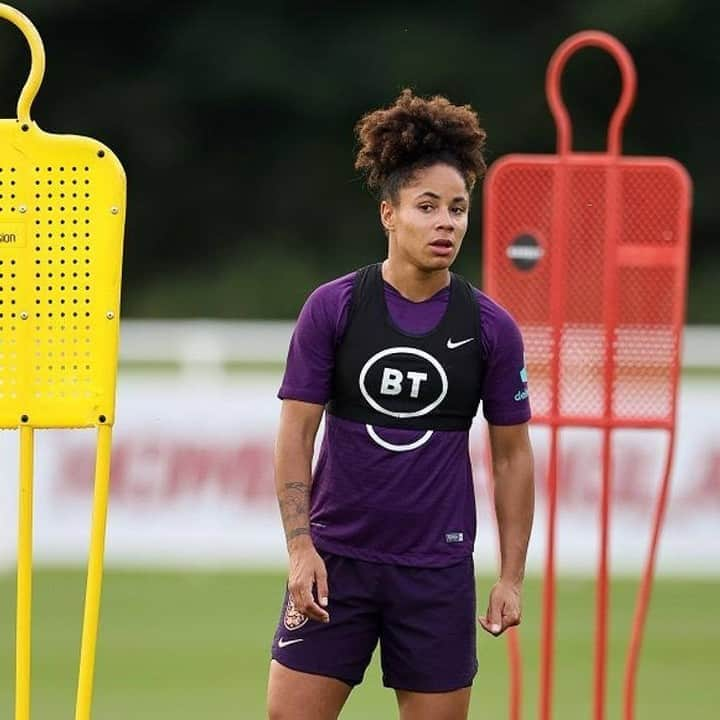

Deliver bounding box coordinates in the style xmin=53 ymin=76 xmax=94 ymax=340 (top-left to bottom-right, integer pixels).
xmin=283 ymin=596 xmax=308 ymax=631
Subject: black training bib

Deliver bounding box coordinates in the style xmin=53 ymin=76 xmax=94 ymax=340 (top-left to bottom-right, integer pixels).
xmin=327 ymin=263 xmax=483 ymax=431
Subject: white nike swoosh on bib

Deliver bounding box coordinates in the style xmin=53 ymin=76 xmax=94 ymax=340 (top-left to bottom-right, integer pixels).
xmin=446 ymin=337 xmax=474 ymax=349
xmin=278 ymin=638 xmax=305 ymax=648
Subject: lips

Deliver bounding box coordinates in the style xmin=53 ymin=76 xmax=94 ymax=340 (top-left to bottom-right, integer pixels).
xmin=429 ymin=239 xmax=454 ymax=256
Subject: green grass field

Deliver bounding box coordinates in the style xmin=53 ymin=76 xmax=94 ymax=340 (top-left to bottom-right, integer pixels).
xmin=1 ymin=570 xmax=718 ymax=719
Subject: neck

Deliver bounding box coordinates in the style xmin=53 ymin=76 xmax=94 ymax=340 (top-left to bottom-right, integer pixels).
xmin=381 ymin=258 xmax=450 ymax=302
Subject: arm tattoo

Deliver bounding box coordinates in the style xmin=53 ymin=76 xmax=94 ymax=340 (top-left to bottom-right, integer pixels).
xmin=284 ymin=481 xmax=307 ymax=492
xmin=278 ymin=479 xmax=311 ymax=544
xmin=286 ymin=527 xmax=310 ymax=541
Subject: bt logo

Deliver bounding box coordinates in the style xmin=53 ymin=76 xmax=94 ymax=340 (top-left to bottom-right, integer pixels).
xmin=379 ymin=368 xmax=428 ymax=399
xmin=359 ymin=347 xmax=447 ymax=419
xmin=358 ymin=346 xmax=448 ymax=452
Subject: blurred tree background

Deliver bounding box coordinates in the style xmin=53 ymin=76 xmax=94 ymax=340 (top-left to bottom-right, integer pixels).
xmin=0 ymin=0 xmax=717 ymax=321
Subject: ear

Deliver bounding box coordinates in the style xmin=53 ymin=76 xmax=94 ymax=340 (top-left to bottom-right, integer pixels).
xmin=380 ymin=200 xmax=395 ymax=232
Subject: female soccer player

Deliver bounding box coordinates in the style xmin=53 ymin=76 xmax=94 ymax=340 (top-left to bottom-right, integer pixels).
xmin=266 ymin=88 xmax=534 ymax=720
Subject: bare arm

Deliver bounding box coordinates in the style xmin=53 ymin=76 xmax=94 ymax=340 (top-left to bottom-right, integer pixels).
xmin=275 ymin=399 xmax=323 ymax=546
xmin=274 ymin=399 xmax=330 ymax=623
xmin=479 ymin=421 xmax=535 ymax=636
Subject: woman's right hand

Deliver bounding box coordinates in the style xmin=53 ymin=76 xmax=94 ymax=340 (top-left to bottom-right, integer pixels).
xmin=287 ymin=538 xmax=330 ymax=623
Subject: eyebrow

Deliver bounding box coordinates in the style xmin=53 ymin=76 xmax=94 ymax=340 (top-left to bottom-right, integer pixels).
xmin=415 ymin=191 xmax=468 ymax=203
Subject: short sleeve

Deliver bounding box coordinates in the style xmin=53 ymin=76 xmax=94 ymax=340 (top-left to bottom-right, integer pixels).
xmin=477 ymin=292 xmax=531 ymax=426
xmin=278 ymin=273 xmax=354 ymax=405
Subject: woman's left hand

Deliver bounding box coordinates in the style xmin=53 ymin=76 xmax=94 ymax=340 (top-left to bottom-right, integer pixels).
xmin=478 ymin=579 xmax=522 ymax=637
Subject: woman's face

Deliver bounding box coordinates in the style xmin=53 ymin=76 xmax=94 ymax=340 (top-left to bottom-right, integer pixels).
xmin=381 ymin=163 xmax=469 ymax=272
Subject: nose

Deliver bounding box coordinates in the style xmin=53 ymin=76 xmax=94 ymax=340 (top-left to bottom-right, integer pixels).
xmin=435 ymin=207 xmax=454 ymax=229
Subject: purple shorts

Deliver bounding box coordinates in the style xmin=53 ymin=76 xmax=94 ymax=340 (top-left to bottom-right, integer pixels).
xmin=271 ymin=551 xmax=478 ymax=692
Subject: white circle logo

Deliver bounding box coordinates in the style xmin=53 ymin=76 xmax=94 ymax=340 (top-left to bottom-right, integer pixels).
xmin=365 ymin=425 xmax=434 ymax=452
xmin=358 ymin=346 xmax=448 ymax=418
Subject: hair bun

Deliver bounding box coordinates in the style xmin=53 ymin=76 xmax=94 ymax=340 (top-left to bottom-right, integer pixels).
xmin=355 ymin=88 xmax=487 ymax=197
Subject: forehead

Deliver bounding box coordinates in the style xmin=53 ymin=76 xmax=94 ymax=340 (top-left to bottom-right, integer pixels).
xmin=401 ymin=163 xmax=468 ymax=200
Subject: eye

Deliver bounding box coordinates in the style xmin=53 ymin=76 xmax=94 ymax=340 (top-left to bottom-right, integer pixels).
xmin=418 ymin=203 xmax=434 ymax=212
xmin=451 ymin=206 xmax=467 ymax=216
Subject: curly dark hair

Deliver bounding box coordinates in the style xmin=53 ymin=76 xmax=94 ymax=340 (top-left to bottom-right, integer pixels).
xmin=354 ymin=88 xmax=487 ymax=201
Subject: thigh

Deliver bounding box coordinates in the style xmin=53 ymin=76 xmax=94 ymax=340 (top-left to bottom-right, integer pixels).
xmin=270 ymin=552 xmax=381 ymax=688
xmin=379 ymin=556 xmax=478 ymax=693
xmin=396 ymin=686 xmax=472 ymax=720
xmin=267 ymin=660 xmax=352 ymax=720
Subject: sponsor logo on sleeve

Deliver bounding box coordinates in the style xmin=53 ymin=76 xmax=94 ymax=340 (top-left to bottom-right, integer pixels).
xmin=514 ymin=364 xmax=529 ymax=402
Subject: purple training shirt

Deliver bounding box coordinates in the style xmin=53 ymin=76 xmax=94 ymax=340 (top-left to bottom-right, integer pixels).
xmin=278 ymin=271 xmax=531 ymax=567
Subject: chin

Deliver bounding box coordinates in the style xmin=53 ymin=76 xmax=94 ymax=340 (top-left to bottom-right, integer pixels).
xmin=421 ymin=254 xmax=456 ymax=272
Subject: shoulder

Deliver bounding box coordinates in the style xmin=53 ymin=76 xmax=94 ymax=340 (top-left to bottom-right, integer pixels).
xmin=304 ymin=270 xmax=355 ymax=309
xmin=279 ymin=271 xmax=359 ymax=403
xmin=468 ymin=286 xmax=524 ymax=355
xmin=300 ymin=270 xmax=356 ymax=317
xmin=310 ymin=270 xmax=356 ymax=301
xmin=472 ymin=287 xmax=520 ymax=330
xmin=295 ymin=270 xmax=358 ymax=340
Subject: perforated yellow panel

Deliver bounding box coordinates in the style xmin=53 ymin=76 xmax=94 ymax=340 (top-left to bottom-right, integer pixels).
xmin=0 ymin=120 xmax=125 ymax=428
